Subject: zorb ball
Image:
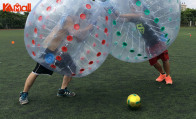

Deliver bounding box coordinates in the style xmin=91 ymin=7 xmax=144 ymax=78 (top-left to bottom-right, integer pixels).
xmin=24 ymin=0 xmax=111 ymax=77
xmin=127 ymin=94 xmax=141 ymax=109
xmin=105 ymin=0 xmax=181 ymax=62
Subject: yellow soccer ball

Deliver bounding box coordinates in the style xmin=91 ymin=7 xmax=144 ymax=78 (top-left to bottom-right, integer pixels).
xmin=127 ymin=94 xmax=141 ymax=109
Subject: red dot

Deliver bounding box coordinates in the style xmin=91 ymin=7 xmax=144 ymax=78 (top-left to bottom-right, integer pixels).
xmin=72 ymin=73 xmax=76 ymax=76
xmin=27 ymin=44 xmax=30 ymax=48
xmin=104 ymin=28 xmax=108 ymax=33
xmin=74 ymin=24 xmax=80 ymax=30
xmin=34 ymin=28 xmax=37 ymax=34
xmin=95 ymin=34 xmax=98 ymax=38
xmin=97 ymin=26 xmax=99 ymax=30
xmin=62 ymin=46 xmax=68 ymax=52
xmin=38 ymin=16 xmax=42 ymax=21
xmin=105 ymin=16 xmax=109 ymax=21
xmin=46 ymin=6 xmax=51 ymax=11
xmin=86 ymin=50 xmax=90 ymax=54
xmin=56 ymin=0 xmax=61 ymax=3
xmin=96 ymin=60 xmax=100 ymax=63
xmin=86 ymin=4 xmax=91 ymax=9
xmin=32 ymin=51 xmax=36 ymax=56
xmin=51 ymin=64 xmax=56 ymax=69
xmin=42 ymin=25 xmax=46 ymax=29
xmin=106 ymin=43 xmax=109 ymax=47
xmin=39 ymin=34 xmax=43 ymax=39
xmin=89 ymin=61 xmax=94 ymax=65
xmin=67 ymin=35 xmax=73 ymax=41
xmin=56 ymin=56 xmax=62 ymax=61
xmin=32 ymin=40 xmax=35 ymax=45
xmin=93 ymin=43 xmax=96 ymax=47
xmin=103 ymin=52 xmax=107 ymax=56
xmin=80 ymin=57 xmax=85 ymax=60
xmin=97 ymin=52 xmax=101 ymax=57
xmin=80 ymin=69 xmax=85 ymax=72
xmin=88 ymin=67 xmax=92 ymax=70
xmin=37 ymin=44 xmax=40 ymax=47
xmin=80 ymin=14 xmax=86 ymax=20
xmin=102 ymin=40 xmax=106 ymax=45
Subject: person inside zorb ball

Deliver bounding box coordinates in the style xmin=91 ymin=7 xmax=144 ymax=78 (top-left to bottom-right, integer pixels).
xmin=106 ymin=0 xmax=181 ymax=62
xmin=24 ymin=0 xmax=111 ymax=77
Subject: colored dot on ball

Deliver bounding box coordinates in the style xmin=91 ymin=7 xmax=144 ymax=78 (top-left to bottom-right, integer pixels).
xmin=130 ymin=49 xmax=135 ymax=53
xmin=138 ymin=54 xmax=142 ymax=56
xmin=26 ymin=33 xmax=29 ymax=38
xmin=32 ymin=40 xmax=35 ymax=45
xmin=95 ymin=34 xmax=98 ymax=38
xmin=62 ymin=46 xmax=68 ymax=52
xmin=93 ymin=43 xmax=96 ymax=47
xmin=104 ymin=28 xmax=108 ymax=33
xmin=46 ymin=6 xmax=51 ymax=11
xmin=161 ymin=27 xmax=165 ymax=32
xmin=88 ymin=67 xmax=92 ymax=70
xmin=116 ymin=31 xmax=121 ymax=36
xmin=42 ymin=25 xmax=46 ymax=29
xmin=11 ymin=41 xmax=15 ymax=44
xmin=86 ymin=4 xmax=91 ymax=9
xmin=113 ymin=20 xmax=117 ymax=25
xmin=114 ymin=41 xmax=118 ymax=45
xmin=80 ymin=57 xmax=85 ymax=60
xmin=38 ymin=16 xmax=42 ymax=21
xmin=86 ymin=50 xmax=90 ymax=54
xmin=56 ymin=56 xmax=62 ymax=61
xmin=72 ymin=73 xmax=76 ymax=76
xmin=80 ymin=69 xmax=85 ymax=72
xmin=102 ymin=40 xmax=106 ymax=45
xmin=89 ymin=61 xmax=94 ymax=65
xmin=32 ymin=51 xmax=36 ymax=56
xmin=50 ymin=64 xmax=56 ymax=69
xmin=67 ymin=35 xmax=73 ymax=41
xmin=96 ymin=60 xmax=100 ymax=63
xmin=122 ymin=42 xmax=127 ymax=47
xmin=136 ymin=1 xmax=141 ymax=6
xmin=39 ymin=34 xmax=43 ymax=39
xmin=144 ymin=56 xmax=148 ymax=59
xmin=74 ymin=24 xmax=80 ymax=30
xmin=34 ymin=28 xmax=37 ymax=34
xmin=108 ymin=9 xmax=112 ymax=14
xmin=154 ymin=18 xmax=159 ymax=23
xmin=56 ymin=0 xmax=61 ymax=3
xmin=97 ymin=52 xmax=101 ymax=57
xmin=105 ymin=16 xmax=109 ymax=22
xmin=144 ymin=9 xmax=150 ymax=15
xmin=165 ymin=33 xmax=168 ymax=38
xmin=80 ymin=14 xmax=86 ymax=20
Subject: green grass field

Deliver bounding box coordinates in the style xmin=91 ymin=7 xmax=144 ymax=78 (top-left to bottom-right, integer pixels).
xmin=0 ymin=27 xmax=196 ymax=119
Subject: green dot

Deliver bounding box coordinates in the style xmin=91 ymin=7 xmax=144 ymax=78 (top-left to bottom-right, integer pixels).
xmin=137 ymin=54 xmax=142 ymax=56
xmin=133 ymin=94 xmax=137 ymax=96
xmin=165 ymin=33 xmax=168 ymax=38
xmin=108 ymin=9 xmax=112 ymax=14
xmin=122 ymin=42 xmax=127 ymax=47
xmin=130 ymin=49 xmax=135 ymax=53
xmin=169 ymin=8 xmax=173 ymax=12
xmin=135 ymin=56 xmax=138 ymax=60
xmin=136 ymin=101 xmax=140 ymax=104
xmin=116 ymin=31 xmax=121 ymax=36
xmin=113 ymin=20 xmax=117 ymax=25
xmin=144 ymin=9 xmax=150 ymax=15
xmin=114 ymin=41 xmax=118 ymax=45
xmin=136 ymin=1 xmax=141 ymax=6
xmin=154 ymin=18 xmax=159 ymax=23
xmin=168 ymin=17 xmax=172 ymax=21
xmin=161 ymin=27 xmax=165 ymax=32
xmin=126 ymin=57 xmax=130 ymax=60
xmin=144 ymin=56 xmax=148 ymax=59
xmin=167 ymin=39 xmax=171 ymax=44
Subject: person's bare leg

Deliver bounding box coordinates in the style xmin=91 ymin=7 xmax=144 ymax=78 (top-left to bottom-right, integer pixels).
xmin=153 ymin=62 xmax=165 ymax=74
xmin=61 ymin=75 xmax=72 ymax=89
xmin=23 ymin=72 xmax=38 ymax=92
xmin=163 ymin=60 xmax=170 ymax=76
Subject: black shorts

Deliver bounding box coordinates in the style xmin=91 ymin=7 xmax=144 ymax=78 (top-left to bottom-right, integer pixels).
xmin=32 ymin=63 xmax=53 ymax=75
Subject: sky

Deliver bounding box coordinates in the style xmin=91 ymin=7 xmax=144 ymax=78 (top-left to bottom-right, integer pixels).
xmin=0 ymin=0 xmax=196 ymax=11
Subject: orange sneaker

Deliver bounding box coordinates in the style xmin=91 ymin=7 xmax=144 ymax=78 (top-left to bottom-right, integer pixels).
xmin=156 ymin=73 xmax=166 ymax=82
xmin=165 ymin=75 xmax=173 ymax=84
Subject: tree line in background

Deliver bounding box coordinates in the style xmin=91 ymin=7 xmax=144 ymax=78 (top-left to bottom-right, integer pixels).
xmin=0 ymin=8 xmax=196 ymax=29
